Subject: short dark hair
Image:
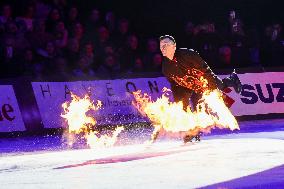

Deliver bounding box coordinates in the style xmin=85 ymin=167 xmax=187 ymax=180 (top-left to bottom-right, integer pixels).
xmin=159 ymin=35 xmax=176 ymax=44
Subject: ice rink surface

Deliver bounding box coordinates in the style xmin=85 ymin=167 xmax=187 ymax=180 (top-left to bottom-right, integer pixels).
xmin=1 ymin=119 xmax=284 ymax=189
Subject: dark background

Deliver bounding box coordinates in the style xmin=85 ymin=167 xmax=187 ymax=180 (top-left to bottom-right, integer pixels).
xmin=3 ymin=0 xmax=283 ymax=38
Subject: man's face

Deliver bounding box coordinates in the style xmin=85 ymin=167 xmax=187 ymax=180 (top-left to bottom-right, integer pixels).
xmin=160 ymin=39 xmax=176 ymax=58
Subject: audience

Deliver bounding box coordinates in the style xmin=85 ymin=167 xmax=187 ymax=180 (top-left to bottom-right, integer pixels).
xmin=0 ymin=2 xmax=283 ymax=79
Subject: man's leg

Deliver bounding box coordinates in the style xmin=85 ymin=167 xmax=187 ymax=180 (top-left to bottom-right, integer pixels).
xmin=171 ymin=84 xmax=193 ymax=111
xmin=151 ymin=84 xmax=192 ymax=143
xmin=183 ymin=92 xmax=203 ymax=143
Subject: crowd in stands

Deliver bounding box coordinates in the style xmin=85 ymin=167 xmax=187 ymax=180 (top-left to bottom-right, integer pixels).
xmin=0 ymin=1 xmax=283 ymax=80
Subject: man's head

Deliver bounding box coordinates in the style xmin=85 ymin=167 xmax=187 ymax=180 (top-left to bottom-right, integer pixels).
xmin=159 ymin=35 xmax=176 ymax=60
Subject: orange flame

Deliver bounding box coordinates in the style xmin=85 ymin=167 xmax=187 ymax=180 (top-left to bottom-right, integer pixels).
xmin=86 ymin=127 xmax=124 ymax=148
xmin=133 ymin=87 xmax=239 ymax=141
xmin=61 ymin=93 xmax=123 ymax=148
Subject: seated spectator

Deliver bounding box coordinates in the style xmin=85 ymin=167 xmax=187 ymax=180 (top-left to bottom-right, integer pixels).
xmin=0 ymin=36 xmax=14 ymax=62
xmin=0 ymin=4 xmax=13 ymax=25
xmin=34 ymin=0 xmax=51 ymax=20
xmin=85 ymin=8 xmax=102 ymax=42
xmin=143 ymin=38 xmax=159 ymax=70
xmin=26 ymin=19 xmax=54 ymax=49
xmin=218 ymin=46 xmax=234 ymax=69
xmin=119 ymin=34 xmax=142 ymax=72
xmin=113 ymin=18 xmax=130 ymax=50
xmin=46 ymin=8 xmax=62 ymax=32
xmin=64 ymin=38 xmax=80 ymax=68
xmin=193 ymin=22 xmax=220 ymax=67
xmin=80 ymin=42 xmax=96 ymax=69
xmin=261 ymin=24 xmax=284 ymax=67
xmin=150 ymin=53 xmax=162 ymax=72
xmin=97 ymin=54 xmax=120 ymax=79
xmin=131 ymin=58 xmax=144 ymax=73
xmin=22 ymin=48 xmax=37 ymax=76
xmin=69 ymin=22 xmax=85 ymax=45
xmin=95 ymin=26 xmax=114 ymax=61
xmin=105 ymin=11 xmax=116 ymax=33
xmin=52 ymin=56 xmax=70 ymax=79
xmin=2 ymin=21 xmax=30 ymax=53
xmin=15 ymin=4 xmax=35 ymax=32
xmin=65 ymin=6 xmax=80 ymax=31
xmin=36 ymin=41 xmax=60 ymax=74
xmin=53 ymin=21 xmax=68 ymax=49
xmin=72 ymin=56 xmax=95 ymax=78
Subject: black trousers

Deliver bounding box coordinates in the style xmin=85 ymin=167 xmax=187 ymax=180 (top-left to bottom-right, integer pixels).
xmin=170 ymin=76 xmax=226 ymax=112
xmin=171 ymin=84 xmax=202 ymax=112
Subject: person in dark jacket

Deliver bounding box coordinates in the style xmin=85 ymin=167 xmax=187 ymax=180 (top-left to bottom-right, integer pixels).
xmin=155 ymin=35 xmax=242 ymax=143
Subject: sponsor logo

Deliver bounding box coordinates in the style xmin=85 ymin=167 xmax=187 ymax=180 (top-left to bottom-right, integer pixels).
xmin=240 ymin=83 xmax=284 ymax=104
xmin=222 ymin=88 xmax=235 ymax=108
xmin=0 ymin=103 xmax=15 ymax=122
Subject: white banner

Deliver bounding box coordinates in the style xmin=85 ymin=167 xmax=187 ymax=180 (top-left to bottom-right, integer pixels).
xmin=220 ymin=72 xmax=284 ymax=116
xmin=32 ymin=72 xmax=284 ymax=129
xmin=32 ymin=78 xmax=171 ymax=128
xmin=0 ymin=85 xmax=26 ymax=132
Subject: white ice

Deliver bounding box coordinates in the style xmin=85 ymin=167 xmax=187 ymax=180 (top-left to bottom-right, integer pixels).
xmin=1 ymin=130 xmax=284 ymax=189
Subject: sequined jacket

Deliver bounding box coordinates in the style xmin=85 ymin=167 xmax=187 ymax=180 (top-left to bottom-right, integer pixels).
xmin=162 ymin=48 xmax=218 ymax=93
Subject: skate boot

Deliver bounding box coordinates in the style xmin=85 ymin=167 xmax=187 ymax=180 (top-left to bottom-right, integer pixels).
xmin=222 ymin=69 xmax=243 ymax=93
xmin=151 ymin=131 xmax=160 ymax=143
xmin=194 ymin=133 xmax=201 ymax=142
xmin=183 ymin=135 xmax=194 ymax=143
xmin=229 ymin=69 xmax=243 ymax=93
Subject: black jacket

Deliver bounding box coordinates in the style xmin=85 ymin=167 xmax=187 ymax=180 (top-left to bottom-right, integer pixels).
xmin=162 ymin=48 xmax=219 ymax=93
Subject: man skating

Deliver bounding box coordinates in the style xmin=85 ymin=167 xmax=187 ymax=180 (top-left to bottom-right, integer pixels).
xmin=158 ymin=35 xmax=242 ymax=143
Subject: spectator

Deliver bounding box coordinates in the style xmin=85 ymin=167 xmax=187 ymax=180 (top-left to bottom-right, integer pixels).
xmin=113 ymin=18 xmax=130 ymax=49
xmin=2 ymin=21 xmax=30 ymax=56
xmin=26 ymin=19 xmax=54 ymax=49
xmin=143 ymin=38 xmax=159 ymax=70
xmin=80 ymin=42 xmax=96 ymax=69
xmin=96 ymin=26 xmax=113 ymax=61
xmin=150 ymin=53 xmax=162 ymax=72
xmin=193 ymin=22 xmax=220 ymax=67
xmin=64 ymin=38 xmax=80 ymax=68
xmin=73 ymin=56 xmax=95 ymax=78
xmin=85 ymin=8 xmax=102 ymax=42
xmin=261 ymin=24 xmax=284 ymax=67
xmin=45 ymin=8 xmax=61 ymax=32
xmin=97 ymin=54 xmax=120 ymax=78
xmin=70 ymin=22 xmax=84 ymax=44
xmin=65 ymin=6 xmax=79 ymax=30
xmin=52 ymin=56 xmax=70 ymax=79
xmin=36 ymin=41 xmax=59 ymax=74
xmin=53 ymin=21 xmax=68 ymax=48
xmin=132 ymin=58 xmax=144 ymax=73
xmin=22 ymin=48 xmax=37 ymax=76
xmin=0 ymin=4 xmax=13 ymax=25
xmin=181 ymin=21 xmax=195 ymax=47
xmin=34 ymin=0 xmax=51 ymax=20
xmin=105 ymin=11 xmax=116 ymax=33
xmin=218 ymin=46 xmax=233 ymax=69
xmin=119 ymin=34 xmax=142 ymax=72
xmin=16 ymin=4 xmax=35 ymax=32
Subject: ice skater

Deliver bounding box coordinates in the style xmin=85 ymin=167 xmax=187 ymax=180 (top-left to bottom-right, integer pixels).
xmin=154 ymin=35 xmax=242 ymax=143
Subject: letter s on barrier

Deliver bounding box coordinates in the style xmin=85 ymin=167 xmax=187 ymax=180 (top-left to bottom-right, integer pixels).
xmin=240 ymin=84 xmax=258 ymax=104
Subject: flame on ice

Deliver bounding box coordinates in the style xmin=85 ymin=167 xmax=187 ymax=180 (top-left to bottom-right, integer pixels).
xmin=86 ymin=127 xmax=124 ymax=148
xmin=61 ymin=93 xmax=123 ymax=148
xmin=133 ymin=87 xmax=239 ymax=141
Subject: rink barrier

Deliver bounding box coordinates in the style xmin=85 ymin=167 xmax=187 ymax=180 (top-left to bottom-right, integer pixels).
xmin=1 ymin=69 xmax=284 ymax=133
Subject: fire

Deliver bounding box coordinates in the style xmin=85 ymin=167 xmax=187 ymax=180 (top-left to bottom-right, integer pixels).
xmin=133 ymin=87 xmax=239 ymax=141
xmin=61 ymin=93 xmax=123 ymax=148
xmin=86 ymin=127 xmax=124 ymax=148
